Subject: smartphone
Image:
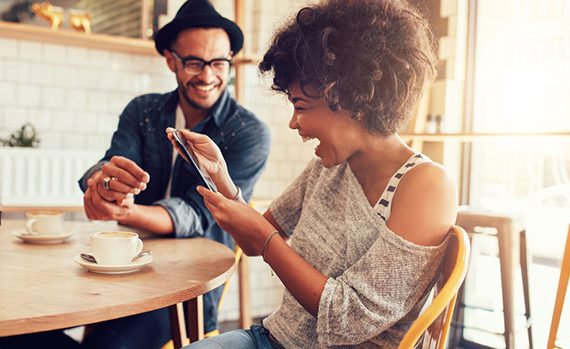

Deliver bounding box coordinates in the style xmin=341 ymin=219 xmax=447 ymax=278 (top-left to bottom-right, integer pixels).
xmin=172 ymin=130 xmax=217 ymax=192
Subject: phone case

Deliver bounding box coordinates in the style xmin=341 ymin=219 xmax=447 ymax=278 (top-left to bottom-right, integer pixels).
xmin=172 ymin=130 xmax=217 ymax=192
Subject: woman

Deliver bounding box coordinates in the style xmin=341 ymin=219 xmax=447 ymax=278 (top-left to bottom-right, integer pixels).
xmin=167 ymin=0 xmax=457 ymax=347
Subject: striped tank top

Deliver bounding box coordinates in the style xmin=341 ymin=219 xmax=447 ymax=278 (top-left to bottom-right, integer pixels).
xmin=375 ymin=153 xmax=430 ymax=222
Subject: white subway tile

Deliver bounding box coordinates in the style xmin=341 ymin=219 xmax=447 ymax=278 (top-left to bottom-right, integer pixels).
xmin=118 ymin=72 xmax=136 ymax=92
xmin=132 ymin=55 xmax=151 ymax=72
xmin=19 ymin=41 xmax=43 ymax=62
xmin=4 ymin=61 xmax=29 ymax=83
xmin=0 ymin=81 xmax=17 ymax=105
xmin=50 ymin=111 xmax=75 ymax=131
xmin=67 ymin=47 xmax=90 ymax=65
xmin=52 ymin=65 xmax=77 ymax=87
xmin=86 ymin=134 xmax=110 ymax=152
xmin=39 ymin=132 xmax=62 ymax=149
xmin=87 ymin=91 xmax=108 ymax=112
xmin=108 ymin=94 xmax=130 ymax=115
xmin=0 ymin=129 xmax=10 ymax=141
xmin=66 ymin=90 xmax=87 ymax=110
xmin=16 ymin=85 xmax=41 ymax=107
xmin=30 ymin=63 xmax=54 ymax=86
xmin=76 ymin=68 xmax=100 ymax=89
xmin=89 ymin=49 xmax=112 ymax=68
xmin=42 ymin=86 xmax=66 ymax=108
xmin=270 ymin=184 xmax=283 ymax=198
xmin=111 ymin=52 xmax=132 ymax=71
xmin=263 ymin=163 xmax=278 ymax=179
xmin=0 ymin=38 xmax=18 ymax=58
xmin=98 ymin=70 xmax=117 ymax=90
xmin=63 ymin=133 xmax=85 ymax=149
xmin=136 ymin=73 xmax=153 ymax=93
xmin=43 ymin=44 xmax=67 ymax=64
xmin=97 ymin=113 xmax=119 ymax=133
xmin=4 ymin=107 xmax=28 ymax=129
xmin=87 ymin=133 xmax=111 ymax=150
xmin=277 ymin=163 xmax=295 ymax=179
xmin=28 ymin=108 xmax=52 ymax=129
xmin=75 ymin=112 xmax=98 ymax=131
xmin=149 ymin=56 xmax=169 ymax=74
xmin=150 ymin=75 xmax=173 ymax=93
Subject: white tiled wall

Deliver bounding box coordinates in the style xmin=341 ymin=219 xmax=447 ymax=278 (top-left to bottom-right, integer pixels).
xmin=0 ymin=37 xmax=174 ymax=150
xmin=0 ymin=0 xmax=315 ymax=324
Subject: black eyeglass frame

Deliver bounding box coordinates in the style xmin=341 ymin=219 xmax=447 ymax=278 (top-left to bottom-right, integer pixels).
xmin=169 ymin=50 xmax=233 ymax=75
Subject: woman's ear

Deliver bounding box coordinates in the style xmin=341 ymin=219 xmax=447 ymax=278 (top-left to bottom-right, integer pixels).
xmin=163 ymin=50 xmax=176 ymax=73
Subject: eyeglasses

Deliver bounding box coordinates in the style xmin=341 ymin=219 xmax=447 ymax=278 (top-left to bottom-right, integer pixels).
xmin=170 ymin=50 xmax=232 ymax=75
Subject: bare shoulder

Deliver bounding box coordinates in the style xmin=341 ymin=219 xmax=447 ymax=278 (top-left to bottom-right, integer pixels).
xmin=386 ymin=162 xmax=457 ymax=246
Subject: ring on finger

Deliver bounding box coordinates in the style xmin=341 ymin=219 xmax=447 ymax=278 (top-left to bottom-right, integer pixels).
xmin=102 ymin=176 xmax=115 ymax=191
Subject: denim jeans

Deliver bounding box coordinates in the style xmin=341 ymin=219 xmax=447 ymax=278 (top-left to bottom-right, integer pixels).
xmin=185 ymin=325 xmax=280 ymax=349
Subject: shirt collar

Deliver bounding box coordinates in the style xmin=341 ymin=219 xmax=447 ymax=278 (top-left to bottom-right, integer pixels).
xmin=207 ymin=89 xmax=231 ymax=127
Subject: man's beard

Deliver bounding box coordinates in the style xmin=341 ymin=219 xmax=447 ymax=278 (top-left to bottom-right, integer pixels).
xmin=178 ymin=77 xmax=224 ymax=111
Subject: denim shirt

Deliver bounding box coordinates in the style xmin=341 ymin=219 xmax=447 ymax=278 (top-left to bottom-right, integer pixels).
xmin=78 ymin=89 xmax=271 ymax=249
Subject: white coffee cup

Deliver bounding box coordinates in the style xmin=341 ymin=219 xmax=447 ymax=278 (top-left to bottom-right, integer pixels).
xmin=25 ymin=210 xmax=65 ymax=235
xmin=90 ymin=231 xmax=143 ymax=265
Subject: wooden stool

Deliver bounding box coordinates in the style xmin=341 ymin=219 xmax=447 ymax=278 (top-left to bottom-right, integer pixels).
xmin=449 ymin=209 xmax=533 ymax=349
xmin=547 ymin=225 xmax=570 ymax=349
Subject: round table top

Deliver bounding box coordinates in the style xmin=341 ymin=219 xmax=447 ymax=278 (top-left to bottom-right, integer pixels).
xmin=0 ymin=219 xmax=236 ymax=336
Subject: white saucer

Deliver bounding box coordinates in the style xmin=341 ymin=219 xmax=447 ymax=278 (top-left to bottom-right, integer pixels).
xmin=12 ymin=230 xmax=74 ymax=244
xmin=73 ymin=254 xmax=153 ymax=275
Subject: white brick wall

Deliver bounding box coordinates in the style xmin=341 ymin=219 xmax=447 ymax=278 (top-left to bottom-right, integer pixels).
xmin=0 ymin=39 xmax=175 ymax=153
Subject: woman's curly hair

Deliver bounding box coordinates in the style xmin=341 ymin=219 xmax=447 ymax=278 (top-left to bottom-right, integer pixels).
xmin=259 ymin=0 xmax=437 ymax=135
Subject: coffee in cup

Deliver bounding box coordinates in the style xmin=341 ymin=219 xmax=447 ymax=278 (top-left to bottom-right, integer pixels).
xmin=25 ymin=210 xmax=65 ymax=235
xmin=90 ymin=231 xmax=143 ymax=265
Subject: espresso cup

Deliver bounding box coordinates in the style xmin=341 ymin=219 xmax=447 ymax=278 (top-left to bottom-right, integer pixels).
xmin=25 ymin=210 xmax=65 ymax=235
xmin=90 ymin=231 xmax=143 ymax=265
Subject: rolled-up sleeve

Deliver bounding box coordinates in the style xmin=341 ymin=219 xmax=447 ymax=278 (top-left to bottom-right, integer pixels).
xmin=154 ymin=195 xmax=214 ymax=238
xmin=316 ymin=224 xmax=447 ymax=346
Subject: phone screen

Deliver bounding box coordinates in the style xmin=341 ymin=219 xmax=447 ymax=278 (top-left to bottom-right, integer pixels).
xmin=172 ymin=130 xmax=217 ymax=192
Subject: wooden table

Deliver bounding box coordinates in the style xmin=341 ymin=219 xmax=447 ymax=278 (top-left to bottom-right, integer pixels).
xmin=0 ymin=219 xmax=236 ymax=347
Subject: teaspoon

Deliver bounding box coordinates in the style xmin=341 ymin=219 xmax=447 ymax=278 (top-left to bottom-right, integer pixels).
xmin=80 ymin=250 xmax=152 ymax=264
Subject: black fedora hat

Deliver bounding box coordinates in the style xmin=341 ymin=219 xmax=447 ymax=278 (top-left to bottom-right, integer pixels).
xmin=154 ymin=0 xmax=243 ymax=55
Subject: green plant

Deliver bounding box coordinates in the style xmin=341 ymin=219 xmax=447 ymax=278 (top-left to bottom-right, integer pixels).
xmin=0 ymin=123 xmax=41 ymax=148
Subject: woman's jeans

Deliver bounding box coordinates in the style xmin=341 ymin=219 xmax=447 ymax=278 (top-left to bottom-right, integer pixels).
xmin=185 ymin=325 xmax=281 ymax=349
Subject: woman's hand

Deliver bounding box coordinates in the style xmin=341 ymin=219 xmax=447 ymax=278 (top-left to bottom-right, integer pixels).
xmin=166 ymin=128 xmax=238 ymax=199
xmin=197 ymin=186 xmax=275 ymax=256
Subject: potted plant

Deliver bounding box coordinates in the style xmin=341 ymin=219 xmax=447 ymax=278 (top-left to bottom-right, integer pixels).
xmin=0 ymin=123 xmax=41 ymax=148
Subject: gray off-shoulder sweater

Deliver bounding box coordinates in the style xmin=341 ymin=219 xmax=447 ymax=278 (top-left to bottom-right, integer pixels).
xmin=263 ymin=155 xmax=449 ymax=348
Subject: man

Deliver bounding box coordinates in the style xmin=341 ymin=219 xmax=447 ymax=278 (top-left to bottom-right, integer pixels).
xmin=78 ymin=0 xmax=270 ymax=347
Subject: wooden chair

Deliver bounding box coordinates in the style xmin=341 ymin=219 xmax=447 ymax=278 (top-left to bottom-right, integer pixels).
xmin=166 ymin=245 xmax=250 ymax=348
xmin=204 ymin=245 xmax=247 ymax=338
xmin=398 ymin=225 xmax=470 ymax=349
xmin=547 ymin=225 xmax=570 ymax=349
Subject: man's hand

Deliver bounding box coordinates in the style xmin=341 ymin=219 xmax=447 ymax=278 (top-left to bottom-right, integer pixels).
xmin=93 ymin=156 xmax=150 ymax=206
xmin=84 ymin=177 xmax=134 ymax=221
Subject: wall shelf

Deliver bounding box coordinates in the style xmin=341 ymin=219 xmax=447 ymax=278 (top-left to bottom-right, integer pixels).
xmin=399 ymin=132 xmax=570 ymax=142
xmin=0 ymin=21 xmax=156 ymax=55
xmin=0 ymin=21 xmax=266 ymax=63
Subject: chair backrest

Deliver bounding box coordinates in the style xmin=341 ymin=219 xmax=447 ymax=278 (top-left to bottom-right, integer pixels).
xmin=398 ymin=225 xmax=470 ymax=349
